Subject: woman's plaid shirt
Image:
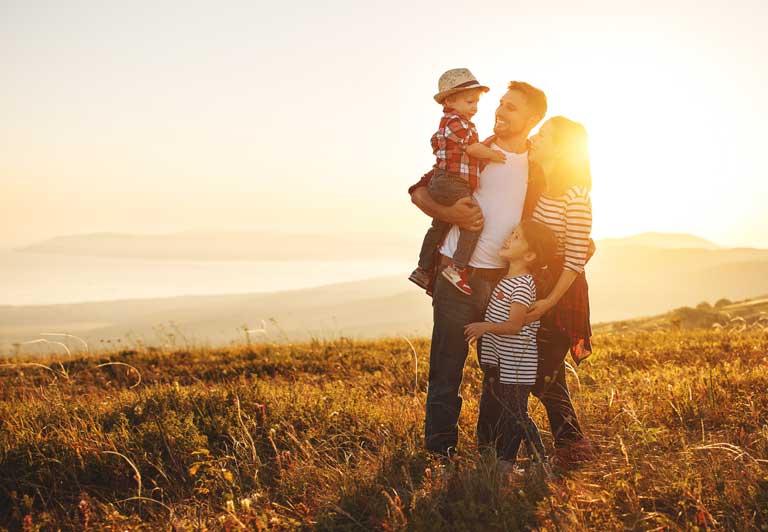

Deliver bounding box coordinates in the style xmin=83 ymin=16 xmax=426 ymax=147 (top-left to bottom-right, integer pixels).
xmin=430 ymin=108 xmax=481 ymax=189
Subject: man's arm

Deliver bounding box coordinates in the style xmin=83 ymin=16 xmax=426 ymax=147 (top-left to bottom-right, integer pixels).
xmin=410 ymin=187 xmax=484 ymax=231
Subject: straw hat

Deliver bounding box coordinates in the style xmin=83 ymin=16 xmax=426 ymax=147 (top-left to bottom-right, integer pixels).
xmin=434 ymin=68 xmax=489 ymax=104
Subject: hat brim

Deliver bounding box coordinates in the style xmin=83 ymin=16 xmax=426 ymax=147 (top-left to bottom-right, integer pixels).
xmin=434 ymin=83 xmax=490 ymax=104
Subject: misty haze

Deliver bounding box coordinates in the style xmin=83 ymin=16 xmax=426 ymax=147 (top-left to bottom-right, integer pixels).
xmin=3 ymin=230 xmax=768 ymax=356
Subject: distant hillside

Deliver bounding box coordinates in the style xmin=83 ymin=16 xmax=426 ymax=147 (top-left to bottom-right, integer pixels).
xmin=598 ymin=232 xmax=720 ymax=249
xmin=17 ymin=231 xmax=416 ymax=261
xmin=595 ymin=294 xmax=768 ymax=332
xmin=0 ymin=277 xmax=434 ymax=356
xmin=16 ymin=231 xmax=724 ymax=261
xmin=4 ymin=233 xmax=768 ymax=355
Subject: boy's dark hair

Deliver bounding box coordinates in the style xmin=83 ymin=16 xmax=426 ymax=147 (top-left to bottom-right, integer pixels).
xmin=519 ymin=219 xmax=558 ymax=297
xmin=507 ymin=81 xmax=548 ymax=120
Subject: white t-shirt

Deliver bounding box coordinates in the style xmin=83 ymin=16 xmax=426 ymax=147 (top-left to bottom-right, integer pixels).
xmin=440 ymin=145 xmax=529 ymax=268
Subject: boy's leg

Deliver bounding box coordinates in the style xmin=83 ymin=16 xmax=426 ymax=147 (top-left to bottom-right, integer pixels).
xmin=452 ymin=227 xmax=481 ymax=269
xmin=416 ymin=169 xmax=470 ymax=273
xmin=476 ymin=364 xmax=505 ymax=454
xmin=497 ymin=383 xmax=525 ymax=463
xmin=427 ymin=172 xmax=477 ymax=270
xmin=499 ymin=383 xmax=546 ymax=463
xmin=427 ymin=169 xmax=473 ymax=205
xmin=418 ymin=218 xmax=451 ymax=271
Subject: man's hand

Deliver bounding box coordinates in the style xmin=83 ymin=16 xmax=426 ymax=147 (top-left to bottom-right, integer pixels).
xmin=464 ymin=322 xmax=490 ymax=343
xmin=449 ymin=197 xmax=484 ymax=231
xmin=411 ymin=189 xmax=483 ymax=231
xmin=525 ymin=298 xmax=554 ymax=324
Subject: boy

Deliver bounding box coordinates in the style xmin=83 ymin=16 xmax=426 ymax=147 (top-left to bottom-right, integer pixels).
xmin=408 ymin=68 xmax=505 ymax=296
xmin=464 ymin=220 xmax=558 ymax=478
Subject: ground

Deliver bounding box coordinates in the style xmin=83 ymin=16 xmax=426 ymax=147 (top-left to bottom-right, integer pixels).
xmin=1 ymin=327 xmax=767 ymax=531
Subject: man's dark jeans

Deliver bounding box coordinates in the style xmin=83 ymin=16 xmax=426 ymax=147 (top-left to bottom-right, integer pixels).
xmin=424 ymin=266 xmax=503 ymax=455
xmin=477 ymin=320 xmax=584 ymax=453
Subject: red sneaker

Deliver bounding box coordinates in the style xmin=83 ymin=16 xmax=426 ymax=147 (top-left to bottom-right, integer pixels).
xmin=441 ymin=264 xmax=473 ymax=296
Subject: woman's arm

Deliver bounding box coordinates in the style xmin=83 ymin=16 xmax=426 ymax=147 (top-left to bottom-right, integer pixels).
xmin=526 ymin=193 xmax=592 ymax=322
xmin=525 ymin=270 xmax=578 ymax=323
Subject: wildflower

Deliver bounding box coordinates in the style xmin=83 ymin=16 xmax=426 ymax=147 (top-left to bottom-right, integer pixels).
xmin=78 ymin=499 xmax=90 ymax=528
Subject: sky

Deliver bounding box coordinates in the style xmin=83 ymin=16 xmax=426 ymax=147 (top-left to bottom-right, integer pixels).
xmin=2 ymin=0 xmax=768 ymax=249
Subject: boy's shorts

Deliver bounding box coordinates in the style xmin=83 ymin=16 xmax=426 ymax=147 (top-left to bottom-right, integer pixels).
xmin=427 ymin=168 xmax=473 ymax=207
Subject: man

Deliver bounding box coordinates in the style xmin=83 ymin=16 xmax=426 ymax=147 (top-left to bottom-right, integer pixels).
xmin=410 ymin=81 xmax=577 ymax=458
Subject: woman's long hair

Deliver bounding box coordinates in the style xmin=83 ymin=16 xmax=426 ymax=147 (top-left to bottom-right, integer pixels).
xmin=542 ymin=116 xmax=592 ymax=195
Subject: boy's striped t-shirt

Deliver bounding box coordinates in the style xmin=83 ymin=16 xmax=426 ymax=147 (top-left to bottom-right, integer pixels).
xmin=479 ymin=274 xmax=540 ymax=385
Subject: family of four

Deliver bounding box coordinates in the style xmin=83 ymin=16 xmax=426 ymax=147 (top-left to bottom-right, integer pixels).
xmin=407 ymin=68 xmax=595 ymax=476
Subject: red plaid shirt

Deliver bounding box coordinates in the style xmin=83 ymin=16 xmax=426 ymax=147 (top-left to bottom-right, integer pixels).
xmin=431 ymin=108 xmax=481 ymax=189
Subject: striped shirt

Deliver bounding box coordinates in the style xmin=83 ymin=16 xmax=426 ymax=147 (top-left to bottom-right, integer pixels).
xmin=531 ymin=185 xmax=593 ymax=274
xmin=479 ymin=275 xmax=539 ymax=385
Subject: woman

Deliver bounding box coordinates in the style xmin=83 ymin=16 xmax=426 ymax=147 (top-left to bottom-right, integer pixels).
xmin=525 ymin=116 xmax=595 ymax=467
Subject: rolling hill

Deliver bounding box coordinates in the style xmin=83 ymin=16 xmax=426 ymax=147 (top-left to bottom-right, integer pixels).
xmin=3 ymin=232 xmax=768 ymax=356
xmin=16 ymin=231 xmax=415 ymax=261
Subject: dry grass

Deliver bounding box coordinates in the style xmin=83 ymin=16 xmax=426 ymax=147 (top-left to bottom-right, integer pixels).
xmin=1 ymin=330 xmax=767 ymax=531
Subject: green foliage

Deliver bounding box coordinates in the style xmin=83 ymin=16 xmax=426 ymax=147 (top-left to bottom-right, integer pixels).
xmin=1 ymin=331 xmax=767 ymax=530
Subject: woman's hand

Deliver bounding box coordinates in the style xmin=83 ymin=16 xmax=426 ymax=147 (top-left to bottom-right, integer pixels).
xmin=525 ymin=299 xmax=554 ymax=324
xmin=464 ymin=322 xmax=490 ymax=343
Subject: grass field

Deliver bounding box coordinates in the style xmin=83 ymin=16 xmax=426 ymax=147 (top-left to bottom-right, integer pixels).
xmin=1 ymin=327 xmax=767 ymax=531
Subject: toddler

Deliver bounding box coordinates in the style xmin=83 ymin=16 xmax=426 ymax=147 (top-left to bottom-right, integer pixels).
xmin=409 ymin=68 xmax=505 ymax=296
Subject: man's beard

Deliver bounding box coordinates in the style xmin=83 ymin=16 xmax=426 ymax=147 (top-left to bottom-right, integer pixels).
xmin=493 ymin=120 xmax=524 ymax=138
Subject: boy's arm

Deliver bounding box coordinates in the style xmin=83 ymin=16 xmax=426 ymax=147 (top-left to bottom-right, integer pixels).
xmin=442 ymin=117 xmax=473 ymax=148
xmin=464 ymin=303 xmax=526 ymax=342
xmin=466 ymin=142 xmax=506 ymax=163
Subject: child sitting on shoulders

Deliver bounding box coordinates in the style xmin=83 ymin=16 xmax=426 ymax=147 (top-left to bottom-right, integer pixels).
xmin=409 ymin=68 xmax=506 ymax=296
xmin=464 ymin=219 xmax=558 ymax=478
